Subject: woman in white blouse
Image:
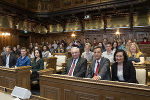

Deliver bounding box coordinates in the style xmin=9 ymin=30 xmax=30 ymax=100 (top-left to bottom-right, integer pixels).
xmin=111 ymin=49 xmax=138 ymax=83
xmin=42 ymin=45 xmax=51 ymax=58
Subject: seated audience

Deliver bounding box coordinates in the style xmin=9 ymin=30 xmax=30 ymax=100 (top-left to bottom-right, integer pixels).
xmin=140 ymin=37 xmax=150 ymax=44
xmin=112 ymin=41 xmax=118 ymax=52
xmin=54 ymin=44 xmax=65 ymax=53
xmin=42 ymin=45 xmax=51 ymax=58
xmin=93 ymin=38 xmax=98 ymax=47
xmin=29 ymin=43 xmax=34 ymax=53
xmin=118 ymin=40 xmax=125 ymax=50
xmin=85 ymin=38 xmax=91 ymax=44
xmin=29 ymin=48 xmax=35 ymax=58
xmin=30 ymin=49 xmax=44 ymax=82
xmin=16 ymin=47 xmax=31 ymax=67
xmin=81 ymin=43 xmax=94 ymax=62
xmin=87 ymin=46 xmax=111 ymax=80
xmin=48 ymin=44 xmax=54 ymax=53
xmin=66 ymin=42 xmax=73 ymax=52
xmin=102 ymin=42 xmax=114 ymax=63
xmin=127 ymin=43 xmax=144 ymax=64
xmin=103 ymin=38 xmax=108 ymax=51
xmin=98 ymin=42 xmax=105 ymax=53
xmin=61 ymin=39 xmax=67 ymax=51
xmin=29 ymin=46 xmax=40 ymax=58
xmin=125 ymin=39 xmax=132 ymax=52
xmin=73 ymin=39 xmax=78 ymax=46
xmin=77 ymin=41 xmax=84 ymax=53
xmin=16 ymin=45 xmax=21 ymax=56
xmin=52 ymin=40 xmax=58 ymax=50
xmin=12 ymin=47 xmax=18 ymax=55
xmin=1 ymin=47 xmax=6 ymax=56
xmin=63 ymin=47 xmax=87 ymax=77
xmin=111 ymin=49 xmax=138 ymax=83
xmin=34 ymin=43 xmax=39 ymax=47
xmin=133 ymin=38 xmax=138 ymax=44
xmin=1 ymin=46 xmax=16 ymax=68
xmin=34 ymin=46 xmax=39 ymax=50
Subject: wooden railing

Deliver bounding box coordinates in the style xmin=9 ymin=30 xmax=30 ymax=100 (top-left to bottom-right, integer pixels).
xmin=0 ymin=66 xmax=31 ymax=90
xmin=40 ymin=74 xmax=150 ymax=100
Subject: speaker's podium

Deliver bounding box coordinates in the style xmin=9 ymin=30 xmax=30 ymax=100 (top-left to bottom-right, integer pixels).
xmin=0 ymin=66 xmax=31 ymax=90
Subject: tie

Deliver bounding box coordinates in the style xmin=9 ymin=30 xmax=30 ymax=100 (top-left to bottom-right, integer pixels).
xmin=68 ymin=59 xmax=76 ymax=76
xmin=94 ymin=61 xmax=99 ymax=76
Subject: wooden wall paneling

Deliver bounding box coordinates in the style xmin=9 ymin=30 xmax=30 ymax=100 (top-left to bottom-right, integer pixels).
xmin=0 ymin=28 xmax=19 ymax=50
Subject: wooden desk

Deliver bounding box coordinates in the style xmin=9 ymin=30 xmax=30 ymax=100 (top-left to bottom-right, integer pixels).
xmin=38 ymin=68 xmax=54 ymax=76
xmin=0 ymin=92 xmax=15 ymax=100
xmin=40 ymin=74 xmax=150 ymax=100
xmin=0 ymin=66 xmax=31 ymax=90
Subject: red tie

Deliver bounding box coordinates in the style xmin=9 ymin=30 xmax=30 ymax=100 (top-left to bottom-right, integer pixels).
xmin=94 ymin=61 xmax=99 ymax=76
xmin=68 ymin=59 xmax=76 ymax=76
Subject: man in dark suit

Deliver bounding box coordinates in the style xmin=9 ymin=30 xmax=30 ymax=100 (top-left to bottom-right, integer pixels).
xmin=1 ymin=46 xmax=17 ymax=68
xmin=87 ymin=46 xmax=111 ymax=80
xmin=63 ymin=47 xmax=87 ymax=77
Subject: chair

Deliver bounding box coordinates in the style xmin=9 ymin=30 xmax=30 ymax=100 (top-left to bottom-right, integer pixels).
xmin=134 ymin=65 xmax=146 ymax=84
xmin=46 ymin=57 xmax=57 ymax=73
xmin=52 ymin=53 xmax=67 ymax=73
xmin=139 ymin=44 xmax=150 ymax=57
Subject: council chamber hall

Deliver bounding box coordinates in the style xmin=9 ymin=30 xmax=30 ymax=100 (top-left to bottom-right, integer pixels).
xmin=0 ymin=0 xmax=150 ymax=100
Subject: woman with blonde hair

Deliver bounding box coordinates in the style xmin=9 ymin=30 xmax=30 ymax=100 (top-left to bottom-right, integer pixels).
xmin=127 ymin=43 xmax=144 ymax=64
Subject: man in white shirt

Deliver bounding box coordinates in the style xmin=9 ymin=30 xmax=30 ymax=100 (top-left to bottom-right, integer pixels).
xmin=1 ymin=46 xmax=17 ymax=68
xmin=87 ymin=46 xmax=111 ymax=80
xmin=102 ymin=42 xmax=114 ymax=63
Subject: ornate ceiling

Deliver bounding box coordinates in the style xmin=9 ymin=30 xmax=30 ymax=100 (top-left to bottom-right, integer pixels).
xmin=2 ymin=0 xmax=131 ymax=12
xmin=0 ymin=0 xmax=149 ymax=34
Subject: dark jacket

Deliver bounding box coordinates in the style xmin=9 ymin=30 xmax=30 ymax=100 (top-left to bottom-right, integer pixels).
xmin=63 ymin=57 xmax=87 ymax=77
xmin=86 ymin=57 xmax=111 ymax=80
xmin=111 ymin=61 xmax=138 ymax=83
xmin=1 ymin=53 xmax=17 ymax=68
xmin=31 ymin=58 xmax=44 ymax=81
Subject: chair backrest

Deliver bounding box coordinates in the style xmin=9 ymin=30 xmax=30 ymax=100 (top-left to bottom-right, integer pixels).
xmin=135 ymin=66 xmax=146 ymax=84
xmin=139 ymin=44 xmax=150 ymax=57
xmin=46 ymin=57 xmax=57 ymax=73
xmin=53 ymin=53 xmax=67 ymax=67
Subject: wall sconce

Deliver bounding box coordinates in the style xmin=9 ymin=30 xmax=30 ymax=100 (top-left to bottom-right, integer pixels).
xmin=71 ymin=32 xmax=76 ymax=37
xmin=115 ymin=30 xmax=120 ymax=40
xmin=1 ymin=32 xmax=11 ymax=36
